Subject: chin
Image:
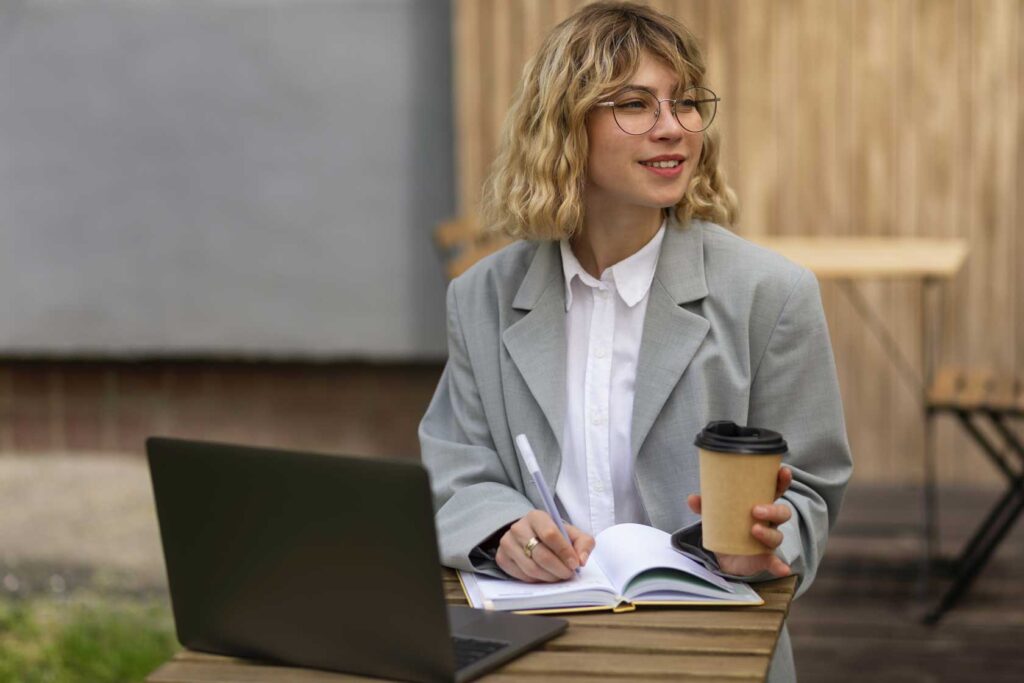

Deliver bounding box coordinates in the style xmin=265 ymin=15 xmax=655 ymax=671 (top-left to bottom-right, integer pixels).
xmin=647 ymin=194 xmax=686 ymax=209
xmin=645 ymin=186 xmax=688 ymax=208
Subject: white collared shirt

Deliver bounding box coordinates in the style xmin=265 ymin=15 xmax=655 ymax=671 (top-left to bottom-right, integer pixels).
xmin=555 ymin=222 xmax=666 ymax=535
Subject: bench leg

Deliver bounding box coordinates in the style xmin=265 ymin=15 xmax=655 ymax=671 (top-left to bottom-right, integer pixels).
xmin=924 ymin=412 xmax=1024 ymax=624
xmin=945 ymin=414 xmax=1021 ymax=565
xmin=917 ymin=409 xmax=941 ymax=598
xmin=924 ymin=482 xmax=1024 ymax=624
xmin=958 ymin=412 xmax=1020 ymax=481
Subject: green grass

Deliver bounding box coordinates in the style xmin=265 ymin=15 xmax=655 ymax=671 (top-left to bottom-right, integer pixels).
xmin=0 ymin=596 xmax=178 ymax=683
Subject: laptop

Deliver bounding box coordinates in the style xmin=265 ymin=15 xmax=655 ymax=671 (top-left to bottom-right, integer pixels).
xmin=147 ymin=437 xmax=567 ymax=683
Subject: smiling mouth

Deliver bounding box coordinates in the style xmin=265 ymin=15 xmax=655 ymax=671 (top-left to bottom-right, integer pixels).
xmin=639 ymin=160 xmax=683 ymax=168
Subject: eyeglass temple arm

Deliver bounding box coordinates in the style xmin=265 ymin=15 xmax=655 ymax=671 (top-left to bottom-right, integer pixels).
xmin=595 ymin=97 xmax=721 ymax=106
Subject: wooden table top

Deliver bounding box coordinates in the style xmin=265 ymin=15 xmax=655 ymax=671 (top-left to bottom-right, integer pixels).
xmin=147 ymin=570 xmax=797 ymax=683
xmin=748 ymin=236 xmax=969 ymax=279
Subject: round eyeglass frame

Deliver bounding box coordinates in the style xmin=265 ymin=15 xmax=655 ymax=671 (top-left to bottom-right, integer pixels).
xmin=594 ymin=86 xmax=720 ymax=135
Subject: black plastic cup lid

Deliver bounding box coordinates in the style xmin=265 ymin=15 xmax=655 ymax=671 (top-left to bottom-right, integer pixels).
xmin=694 ymin=420 xmax=788 ymax=455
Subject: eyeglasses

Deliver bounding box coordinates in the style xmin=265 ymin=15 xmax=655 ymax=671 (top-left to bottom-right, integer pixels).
xmin=594 ymin=86 xmax=720 ymax=135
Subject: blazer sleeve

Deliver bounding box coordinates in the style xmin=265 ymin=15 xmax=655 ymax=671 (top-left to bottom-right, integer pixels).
xmin=419 ymin=280 xmax=534 ymax=577
xmin=746 ymin=268 xmax=854 ymax=598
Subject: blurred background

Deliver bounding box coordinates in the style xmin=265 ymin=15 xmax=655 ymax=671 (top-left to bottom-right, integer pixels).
xmin=1 ymin=1 xmax=1021 ymax=681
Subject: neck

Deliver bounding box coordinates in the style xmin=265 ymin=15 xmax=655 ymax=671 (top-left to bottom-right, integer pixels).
xmin=570 ymin=202 xmax=664 ymax=279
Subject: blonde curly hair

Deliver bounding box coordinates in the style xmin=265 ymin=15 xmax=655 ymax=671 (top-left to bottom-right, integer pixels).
xmin=481 ymin=1 xmax=738 ymax=241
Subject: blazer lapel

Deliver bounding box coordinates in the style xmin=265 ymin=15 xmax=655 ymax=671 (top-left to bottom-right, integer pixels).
xmin=630 ymin=220 xmax=710 ymax=459
xmin=501 ymin=221 xmax=709 ymax=478
xmin=502 ymin=242 xmax=567 ymax=475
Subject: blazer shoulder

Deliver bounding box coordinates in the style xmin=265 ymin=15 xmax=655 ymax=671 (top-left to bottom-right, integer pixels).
xmin=693 ymin=221 xmax=821 ymax=337
xmin=448 ymin=238 xmax=540 ymax=310
xmin=698 ymin=221 xmax=812 ymax=297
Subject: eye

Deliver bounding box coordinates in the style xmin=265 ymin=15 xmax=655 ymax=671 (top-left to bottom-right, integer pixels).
xmin=678 ymin=98 xmax=697 ymax=109
xmin=617 ymin=99 xmax=648 ymax=109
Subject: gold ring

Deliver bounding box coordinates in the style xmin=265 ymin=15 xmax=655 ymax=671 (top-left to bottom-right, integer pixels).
xmin=523 ymin=537 xmax=541 ymax=559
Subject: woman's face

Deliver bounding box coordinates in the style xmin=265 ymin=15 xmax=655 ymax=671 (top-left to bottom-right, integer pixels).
xmin=584 ymin=53 xmax=704 ymax=217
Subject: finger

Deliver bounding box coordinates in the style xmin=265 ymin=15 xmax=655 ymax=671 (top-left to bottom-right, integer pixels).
xmin=768 ymin=555 xmax=792 ymax=577
xmin=495 ymin=547 xmax=536 ymax=582
xmin=687 ymin=494 xmax=702 ymax=515
xmin=753 ymin=502 xmax=792 ymax=526
xmin=507 ymin=525 xmax=568 ymax=582
xmin=528 ymin=542 xmax=575 ymax=580
xmin=503 ymin=535 xmax=562 ymax=582
xmin=530 ymin=515 xmax=580 ymax=570
xmin=508 ymin=516 xmax=536 ymax=543
xmin=566 ymin=524 xmax=596 ymax=565
xmin=775 ymin=466 xmax=793 ymax=499
xmin=518 ymin=558 xmax=561 ymax=583
xmin=752 ymin=523 xmax=784 ymax=549
xmin=516 ymin=512 xmax=577 ymax=570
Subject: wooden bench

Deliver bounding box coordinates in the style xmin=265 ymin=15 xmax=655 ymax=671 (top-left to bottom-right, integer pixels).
xmin=928 ymin=367 xmax=1024 ymax=415
xmin=924 ymin=367 xmax=1024 ymax=622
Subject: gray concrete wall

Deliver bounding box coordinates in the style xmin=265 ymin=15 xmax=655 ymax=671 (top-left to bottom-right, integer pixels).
xmin=0 ymin=0 xmax=453 ymax=359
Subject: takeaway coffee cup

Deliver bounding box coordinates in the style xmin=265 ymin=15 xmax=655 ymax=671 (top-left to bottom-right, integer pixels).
xmin=694 ymin=421 xmax=788 ymax=556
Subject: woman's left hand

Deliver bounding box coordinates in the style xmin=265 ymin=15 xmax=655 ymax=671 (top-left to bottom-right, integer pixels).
xmin=686 ymin=466 xmax=793 ymax=578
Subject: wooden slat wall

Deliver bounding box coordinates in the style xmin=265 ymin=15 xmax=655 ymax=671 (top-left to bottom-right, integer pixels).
xmin=450 ymin=0 xmax=1022 ymax=486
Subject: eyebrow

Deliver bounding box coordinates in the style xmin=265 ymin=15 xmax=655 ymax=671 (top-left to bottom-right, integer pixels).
xmin=617 ymin=83 xmax=684 ymax=96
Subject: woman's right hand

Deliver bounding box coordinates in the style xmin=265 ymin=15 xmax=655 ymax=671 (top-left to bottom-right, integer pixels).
xmin=495 ymin=510 xmax=596 ymax=582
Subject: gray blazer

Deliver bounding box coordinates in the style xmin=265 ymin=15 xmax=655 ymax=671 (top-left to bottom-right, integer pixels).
xmin=420 ymin=218 xmax=853 ymax=682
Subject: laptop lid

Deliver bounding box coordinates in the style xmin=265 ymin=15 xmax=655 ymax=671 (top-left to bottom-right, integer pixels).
xmin=148 ymin=437 xmax=461 ymax=682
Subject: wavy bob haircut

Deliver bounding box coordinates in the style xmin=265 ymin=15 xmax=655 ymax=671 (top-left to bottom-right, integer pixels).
xmin=481 ymin=1 xmax=738 ymax=241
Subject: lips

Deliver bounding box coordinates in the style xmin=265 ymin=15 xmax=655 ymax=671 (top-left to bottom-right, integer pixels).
xmin=638 ymin=155 xmax=686 ymax=177
xmin=640 ymin=159 xmax=683 ymax=168
xmin=638 ymin=154 xmax=686 ymax=169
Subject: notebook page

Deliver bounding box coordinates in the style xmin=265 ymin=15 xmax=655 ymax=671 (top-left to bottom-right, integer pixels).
xmin=459 ymin=560 xmax=615 ymax=610
xmin=592 ymin=523 xmax=733 ymax=594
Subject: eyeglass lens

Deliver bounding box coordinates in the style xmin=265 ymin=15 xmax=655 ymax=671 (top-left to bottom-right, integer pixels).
xmin=611 ymin=87 xmax=717 ymax=134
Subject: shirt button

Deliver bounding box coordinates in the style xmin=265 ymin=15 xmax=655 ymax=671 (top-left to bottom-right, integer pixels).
xmin=595 ymin=348 xmax=606 ymax=358
xmin=591 ymin=416 xmax=602 ymax=426
xmin=594 ymin=482 xmax=604 ymax=493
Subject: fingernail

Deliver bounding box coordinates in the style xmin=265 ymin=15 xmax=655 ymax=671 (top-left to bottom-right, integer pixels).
xmin=754 ymin=505 xmax=768 ymax=516
xmin=580 ymin=552 xmax=588 ymax=565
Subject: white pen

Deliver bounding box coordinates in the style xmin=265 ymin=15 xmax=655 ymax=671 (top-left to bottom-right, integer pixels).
xmin=514 ymin=433 xmax=580 ymax=575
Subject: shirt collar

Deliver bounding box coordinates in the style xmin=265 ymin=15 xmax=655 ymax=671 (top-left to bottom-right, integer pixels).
xmin=559 ymin=220 xmax=666 ymax=311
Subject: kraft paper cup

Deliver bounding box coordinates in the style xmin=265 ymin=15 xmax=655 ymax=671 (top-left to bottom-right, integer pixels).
xmin=694 ymin=421 xmax=788 ymax=556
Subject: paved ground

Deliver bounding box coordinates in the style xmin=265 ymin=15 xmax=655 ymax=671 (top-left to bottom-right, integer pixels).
xmin=0 ymin=454 xmax=167 ymax=598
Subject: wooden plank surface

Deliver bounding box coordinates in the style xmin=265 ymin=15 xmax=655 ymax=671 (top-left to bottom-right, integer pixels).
xmin=147 ymin=574 xmax=796 ymax=682
xmin=748 ymin=237 xmax=969 ymax=279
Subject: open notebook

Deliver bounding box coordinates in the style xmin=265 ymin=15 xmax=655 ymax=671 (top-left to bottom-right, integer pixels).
xmin=458 ymin=523 xmax=763 ymax=615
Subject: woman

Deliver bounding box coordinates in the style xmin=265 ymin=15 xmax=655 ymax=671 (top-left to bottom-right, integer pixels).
xmin=420 ymin=3 xmax=852 ymax=681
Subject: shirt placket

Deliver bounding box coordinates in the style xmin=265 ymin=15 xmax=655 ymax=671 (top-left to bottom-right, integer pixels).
xmin=584 ymin=280 xmax=616 ymax=533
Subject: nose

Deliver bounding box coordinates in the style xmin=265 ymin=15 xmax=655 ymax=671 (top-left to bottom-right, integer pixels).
xmin=649 ymin=101 xmax=686 ymax=140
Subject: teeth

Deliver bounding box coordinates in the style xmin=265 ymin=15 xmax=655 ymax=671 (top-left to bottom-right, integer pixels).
xmin=641 ymin=160 xmax=681 ymax=168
